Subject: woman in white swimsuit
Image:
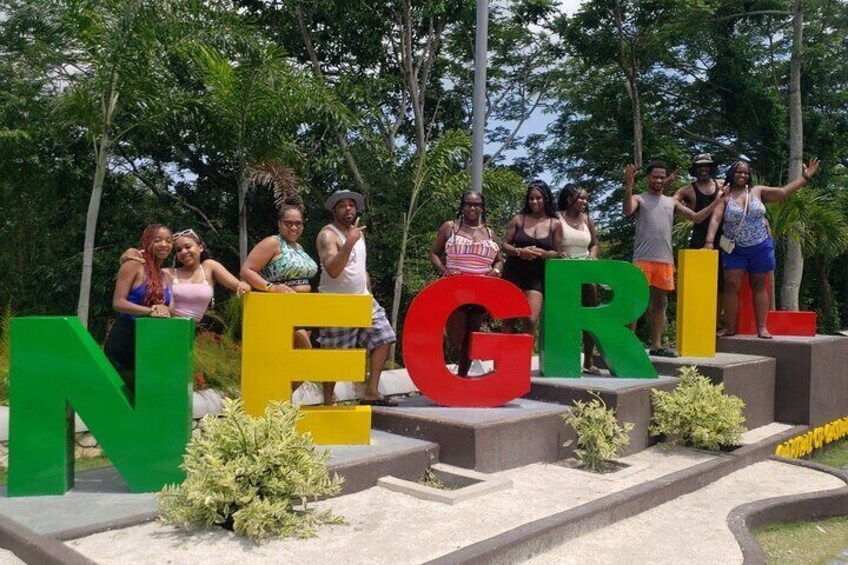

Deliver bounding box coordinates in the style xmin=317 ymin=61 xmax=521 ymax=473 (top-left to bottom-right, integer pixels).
xmin=557 ymin=184 xmax=600 ymax=374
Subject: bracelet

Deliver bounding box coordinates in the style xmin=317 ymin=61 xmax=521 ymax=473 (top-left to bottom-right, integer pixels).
xmin=492 ymin=267 xmax=502 ymax=275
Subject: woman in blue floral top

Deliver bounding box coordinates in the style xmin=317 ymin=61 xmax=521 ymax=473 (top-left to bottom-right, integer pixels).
xmin=705 ymin=158 xmax=820 ymax=338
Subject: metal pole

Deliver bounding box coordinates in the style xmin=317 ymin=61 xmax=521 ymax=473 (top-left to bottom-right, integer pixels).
xmin=470 ymin=0 xmax=488 ymax=193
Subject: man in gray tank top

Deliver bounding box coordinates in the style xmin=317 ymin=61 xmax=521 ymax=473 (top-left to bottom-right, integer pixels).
xmin=316 ymin=190 xmax=398 ymax=406
xmin=623 ymin=160 xmax=727 ymax=358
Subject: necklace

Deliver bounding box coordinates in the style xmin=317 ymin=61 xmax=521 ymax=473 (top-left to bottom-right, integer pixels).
xmin=562 ymin=212 xmax=583 ymax=229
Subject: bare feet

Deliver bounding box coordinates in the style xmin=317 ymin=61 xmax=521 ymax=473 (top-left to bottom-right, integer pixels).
xmin=757 ymin=327 xmax=773 ymax=339
xmin=583 ymin=366 xmax=602 ymax=375
xmin=716 ymin=328 xmax=736 ymax=338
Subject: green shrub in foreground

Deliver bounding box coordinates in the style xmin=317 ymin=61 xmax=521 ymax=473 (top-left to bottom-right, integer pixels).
xmin=650 ymin=366 xmax=746 ymax=450
xmin=564 ymin=393 xmax=634 ymax=472
xmin=159 ymin=399 xmax=344 ymax=541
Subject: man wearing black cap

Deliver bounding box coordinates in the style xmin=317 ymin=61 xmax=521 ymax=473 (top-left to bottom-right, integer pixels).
xmin=316 ymin=190 xmax=398 ymax=406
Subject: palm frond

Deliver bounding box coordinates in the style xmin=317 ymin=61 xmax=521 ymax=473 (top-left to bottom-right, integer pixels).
xmin=247 ymin=161 xmax=301 ymax=209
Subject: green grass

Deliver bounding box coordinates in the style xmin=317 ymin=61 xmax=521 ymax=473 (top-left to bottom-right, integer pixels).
xmin=755 ymin=516 xmax=848 ymax=565
xmin=811 ymin=439 xmax=848 ymax=469
xmin=0 ymin=455 xmax=113 ymax=485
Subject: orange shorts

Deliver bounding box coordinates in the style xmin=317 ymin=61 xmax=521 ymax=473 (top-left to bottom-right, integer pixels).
xmin=634 ymin=261 xmax=675 ymax=291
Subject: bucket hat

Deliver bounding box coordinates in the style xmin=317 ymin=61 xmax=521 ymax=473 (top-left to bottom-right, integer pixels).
xmin=324 ymin=190 xmax=365 ymax=212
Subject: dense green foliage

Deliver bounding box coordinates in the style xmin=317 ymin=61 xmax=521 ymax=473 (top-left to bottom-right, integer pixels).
xmin=1 ymin=0 xmax=847 ymax=349
xmin=159 ymin=400 xmax=344 ymax=540
xmin=563 ymin=393 xmax=634 ymax=472
xmin=650 ymin=366 xmax=746 ymax=450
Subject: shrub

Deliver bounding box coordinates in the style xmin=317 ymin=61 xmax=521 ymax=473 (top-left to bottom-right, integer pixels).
xmin=563 ymin=393 xmax=634 ymax=472
xmin=650 ymin=365 xmax=746 ymax=450
xmin=158 ymin=399 xmax=344 ymax=541
xmin=193 ymin=330 xmax=241 ymax=396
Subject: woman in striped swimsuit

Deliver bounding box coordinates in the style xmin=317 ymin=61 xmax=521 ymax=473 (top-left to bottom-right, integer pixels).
xmin=430 ymin=191 xmax=504 ymax=376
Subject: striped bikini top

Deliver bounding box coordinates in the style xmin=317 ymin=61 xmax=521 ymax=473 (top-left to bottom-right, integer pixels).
xmin=444 ymin=222 xmax=500 ymax=275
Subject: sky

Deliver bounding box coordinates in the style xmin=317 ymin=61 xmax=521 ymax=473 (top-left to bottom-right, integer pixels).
xmin=484 ymin=0 xmax=585 ymax=186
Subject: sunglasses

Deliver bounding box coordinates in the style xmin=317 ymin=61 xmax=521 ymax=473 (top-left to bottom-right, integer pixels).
xmin=172 ymin=229 xmax=203 ymax=244
xmin=281 ymin=220 xmax=305 ymax=228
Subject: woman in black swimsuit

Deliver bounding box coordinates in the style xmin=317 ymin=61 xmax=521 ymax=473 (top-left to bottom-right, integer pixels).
xmin=502 ymin=180 xmax=563 ymax=334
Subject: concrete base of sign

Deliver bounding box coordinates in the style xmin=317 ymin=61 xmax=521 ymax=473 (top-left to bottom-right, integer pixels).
xmin=525 ymin=374 xmax=679 ymax=456
xmin=0 ymin=431 xmax=436 ymax=541
xmin=718 ymin=334 xmax=848 ymax=426
xmin=376 ymin=463 xmax=513 ymax=505
xmin=647 ymin=352 xmax=777 ymax=429
xmin=326 ymin=430 xmax=439 ymax=495
xmin=371 ymin=397 xmax=571 ymax=472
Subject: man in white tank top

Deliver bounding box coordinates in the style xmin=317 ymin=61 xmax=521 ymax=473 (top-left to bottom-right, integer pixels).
xmin=316 ymin=190 xmax=398 ymax=406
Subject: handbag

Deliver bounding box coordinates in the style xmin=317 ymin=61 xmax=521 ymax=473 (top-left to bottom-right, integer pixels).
xmin=718 ymin=189 xmax=749 ymax=254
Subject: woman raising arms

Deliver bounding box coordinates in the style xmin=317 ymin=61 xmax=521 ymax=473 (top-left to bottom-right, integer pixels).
xmin=705 ymin=158 xmax=820 ymax=338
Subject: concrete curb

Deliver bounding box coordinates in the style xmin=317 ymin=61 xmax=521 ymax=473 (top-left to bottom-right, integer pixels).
xmin=0 ymin=513 xmax=95 ymax=564
xmin=727 ymin=457 xmax=848 ymax=565
xmin=52 ymin=511 xmax=160 ymax=542
xmin=425 ymin=425 xmax=808 ymax=565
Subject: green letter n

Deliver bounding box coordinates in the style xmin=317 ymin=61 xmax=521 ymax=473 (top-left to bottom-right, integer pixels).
xmin=542 ymin=260 xmax=656 ymax=378
xmin=8 ymin=317 xmax=193 ymax=496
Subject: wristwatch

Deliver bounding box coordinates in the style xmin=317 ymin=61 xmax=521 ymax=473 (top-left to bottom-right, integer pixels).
xmin=492 ymin=266 xmax=502 ymax=275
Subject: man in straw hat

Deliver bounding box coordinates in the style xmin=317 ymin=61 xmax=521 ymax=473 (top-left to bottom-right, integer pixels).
xmin=316 ymin=190 xmax=398 ymax=406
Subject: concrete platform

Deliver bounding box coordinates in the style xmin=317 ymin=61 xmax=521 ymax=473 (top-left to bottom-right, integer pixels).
xmin=0 ymin=430 xmax=436 ymax=540
xmin=648 ymin=352 xmax=777 ymax=429
xmin=718 ymin=334 xmax=848 ymax=426
xmin=525 ymin=374 xmax=679 ymax=455
xmin=371 ymin=397 xmax=571 ymax=472
xmin=326 ymin=430 xmax=438 ymax=495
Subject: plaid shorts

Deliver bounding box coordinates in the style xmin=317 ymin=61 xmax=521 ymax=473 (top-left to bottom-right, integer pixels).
xmin=318 ymin=298 xmax=397 ymax=353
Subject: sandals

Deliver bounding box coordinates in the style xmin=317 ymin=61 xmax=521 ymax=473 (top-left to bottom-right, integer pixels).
xmin=757 ymin=328 xmax=774 ymax=340
xmin=649 ymin=348 xmax=679 ymax=358
xmin=360 ymin=397 xmax=399 ymax=407
xmin=716 ymin=328 xmax=736 ymax=338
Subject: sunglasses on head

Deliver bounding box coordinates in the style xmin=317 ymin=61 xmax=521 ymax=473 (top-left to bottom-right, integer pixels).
xmin=172 ymin=229 xmax=203 ymax=244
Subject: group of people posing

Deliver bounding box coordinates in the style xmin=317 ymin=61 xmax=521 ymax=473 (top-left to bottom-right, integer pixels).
xmin=103 ymin=151 xmax=820 ymax=399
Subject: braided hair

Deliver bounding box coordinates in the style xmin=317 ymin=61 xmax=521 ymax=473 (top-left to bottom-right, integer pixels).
xmin=522 ymin=180 xmax=559 ymax=218
xmin=456 ymin=190 xmax=487 ymax=225
xmin=139 ymin=224 xmax=171 ymax=307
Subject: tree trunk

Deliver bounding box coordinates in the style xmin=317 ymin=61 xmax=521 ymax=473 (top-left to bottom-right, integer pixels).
xmin=780 ymin=0 xmax=804 ymax=310
xmin=77 ymin=73 xmax=118 ymax=328
xmin=238 ymin=172 xmax=249 ymax=265
xmin=388 ymin=212 xmax=411 ymax=363
xmin=613 ymin=0 xmax=643 ymax=168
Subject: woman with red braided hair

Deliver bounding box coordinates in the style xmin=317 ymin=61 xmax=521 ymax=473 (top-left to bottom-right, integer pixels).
xmin=104 ymin=224 xmax=174 ymax=389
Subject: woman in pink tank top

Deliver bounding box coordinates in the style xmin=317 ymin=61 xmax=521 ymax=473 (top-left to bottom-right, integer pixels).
xmin=430 ymin=191 xmax=504 ymax=376
xmin=169 ymin=230 xmax=250 ymax=322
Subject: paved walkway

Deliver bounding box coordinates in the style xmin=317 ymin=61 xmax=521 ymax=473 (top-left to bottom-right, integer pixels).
xmin=65 ymin=429 xmax=845 ymax=564
xmin=526 ymin=460 xmax=842 ymax=565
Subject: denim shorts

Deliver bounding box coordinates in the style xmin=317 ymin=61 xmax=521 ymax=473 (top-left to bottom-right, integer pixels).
xmin=721 ymin=237 xmax=775 ymax=274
